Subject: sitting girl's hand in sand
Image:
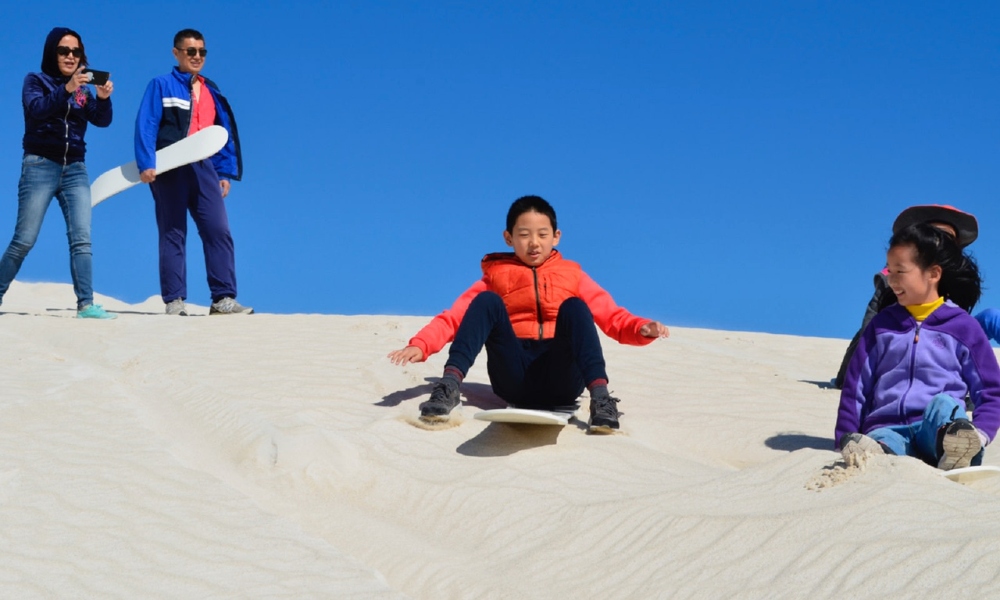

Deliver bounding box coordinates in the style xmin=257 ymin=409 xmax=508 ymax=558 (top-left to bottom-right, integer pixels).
xmin=388 ymin=345 xmax=424 ymax=365
xmin=640 ymin=321 xmax=670 ymax=338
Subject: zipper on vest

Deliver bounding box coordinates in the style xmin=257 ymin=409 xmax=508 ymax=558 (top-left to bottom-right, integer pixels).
xmin=62 ymin=99 xmax=72 ymax=165
xmin=533 ymin=267 xmax=543 ymax=339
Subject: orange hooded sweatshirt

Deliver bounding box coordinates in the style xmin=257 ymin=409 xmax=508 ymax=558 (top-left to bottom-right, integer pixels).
xmin=408 ymin=250 xmax=655 ymax=361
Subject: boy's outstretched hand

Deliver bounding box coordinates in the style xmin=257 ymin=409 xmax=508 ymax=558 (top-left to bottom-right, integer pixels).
xmin=388 ymin=345 xmax=424 ymax=365
xmin=640 ymin=321 xmax=670 ymax=339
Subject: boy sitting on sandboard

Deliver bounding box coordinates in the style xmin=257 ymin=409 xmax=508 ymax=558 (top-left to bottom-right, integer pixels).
xmin=388 ymin=195 xmax=669 ymax=433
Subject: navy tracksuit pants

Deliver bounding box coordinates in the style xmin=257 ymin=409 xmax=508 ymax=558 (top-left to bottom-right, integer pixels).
xmin=150 ymin=159 xmax=237 ymax=303
xmin=445 ymin=292 xmax=609 ymax=409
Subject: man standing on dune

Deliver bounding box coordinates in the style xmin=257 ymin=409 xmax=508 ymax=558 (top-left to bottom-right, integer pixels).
xmin=135 ymin=28 xmax=252 ymax=316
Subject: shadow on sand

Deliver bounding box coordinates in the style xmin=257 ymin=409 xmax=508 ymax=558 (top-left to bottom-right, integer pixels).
xmin=798 ymin=379 xmax=837 ymax=390
xmin=457 ymin=417 xmax=587 ymax=457
xmin=765 ymin=432 xmax=832 ymax=452
xmin=377 ymin=379 xmax=506 ymax=410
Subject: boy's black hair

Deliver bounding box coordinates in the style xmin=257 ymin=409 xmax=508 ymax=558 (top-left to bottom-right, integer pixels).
xmin=174 ymin=29 xmax=205 ymax=47
xmin=889 ymin=223 xmax=982 ymax=312
xmin=506 ymin=195 xmax=557 ymax=233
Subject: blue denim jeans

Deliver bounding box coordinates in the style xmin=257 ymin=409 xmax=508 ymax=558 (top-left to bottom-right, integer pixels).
xmin=868 ymin=394 xmax=983 ymax=466
xmin=0 ymin=155 xmax=93 ymax=308
xmin=445 ymin=292 xmax=609 ymax=409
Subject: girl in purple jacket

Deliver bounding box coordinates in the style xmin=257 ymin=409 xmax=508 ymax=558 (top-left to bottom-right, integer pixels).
xmin=836 ymin=223 xmax=1000 ymax=470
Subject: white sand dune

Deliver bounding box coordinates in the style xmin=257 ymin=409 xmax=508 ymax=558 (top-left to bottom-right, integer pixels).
xmin=3 ymin=281 xmax=1000 ymax=599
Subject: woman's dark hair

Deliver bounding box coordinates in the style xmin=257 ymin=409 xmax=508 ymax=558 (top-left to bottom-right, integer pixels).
xmin=889 ymin=222 xmax=982 ymax=312
xmin=506 ymin=195 xmax=557 ymax=233
xmin=42 ymin=28 xmax=88 ymax=77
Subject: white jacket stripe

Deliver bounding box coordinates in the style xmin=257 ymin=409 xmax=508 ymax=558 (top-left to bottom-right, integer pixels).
xmin=162 ymin=97 xmax=191 ymax=110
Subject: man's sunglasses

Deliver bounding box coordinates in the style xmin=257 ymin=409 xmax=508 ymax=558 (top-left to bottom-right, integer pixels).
xmin=176 ymin=47 xmax=208 ymax=58
xmin=56 ymin=46 xmax=82 ymax=58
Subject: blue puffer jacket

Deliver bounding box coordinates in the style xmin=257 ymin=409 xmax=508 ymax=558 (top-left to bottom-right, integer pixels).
xmin=836 ymin=301 xmax=1000 ymax=447
xmin=22 ymin=27 xmax=112 ymax=164
xmin=134 ymin=67 xmax=242 ymax=181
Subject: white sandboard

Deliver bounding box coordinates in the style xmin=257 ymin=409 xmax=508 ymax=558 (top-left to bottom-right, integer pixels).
xmin=90 ymin=125 xmax=229 ymax=206
xmin=942 ymin=465 xmax=1000 ymax=484
xmin=474 ymin=408 xmax=573 ymax=426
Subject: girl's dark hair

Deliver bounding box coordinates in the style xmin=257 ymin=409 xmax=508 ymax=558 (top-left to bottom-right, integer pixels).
xmin=889 ymin=223 xmax=982 ymax=312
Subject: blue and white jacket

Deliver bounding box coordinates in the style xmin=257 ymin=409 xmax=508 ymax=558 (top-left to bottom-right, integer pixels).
xmin=835 ymin=301 xmax=1000 ymax=448
xmin=134 ymin=67 xmax=242 ymax=181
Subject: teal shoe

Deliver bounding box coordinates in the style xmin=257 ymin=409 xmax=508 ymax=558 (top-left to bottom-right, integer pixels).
xmin=77 ymin=304 xmax=116 ymax=320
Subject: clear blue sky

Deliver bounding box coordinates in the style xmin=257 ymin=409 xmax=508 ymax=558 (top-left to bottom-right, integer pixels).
xmin=1 ymin=1 xmax=998 ymax=339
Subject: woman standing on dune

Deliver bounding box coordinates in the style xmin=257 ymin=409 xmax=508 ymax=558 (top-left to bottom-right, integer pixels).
xmin=0 ymin=26 xmax=115 ymax=318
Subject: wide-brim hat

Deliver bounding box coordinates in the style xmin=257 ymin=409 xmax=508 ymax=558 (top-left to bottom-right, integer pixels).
xmin=892 ymin=204 xmax=978 ymax=248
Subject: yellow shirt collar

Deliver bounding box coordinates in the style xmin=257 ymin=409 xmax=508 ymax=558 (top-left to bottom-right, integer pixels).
xmin=905 ymin=296 xmax=945 ymax=321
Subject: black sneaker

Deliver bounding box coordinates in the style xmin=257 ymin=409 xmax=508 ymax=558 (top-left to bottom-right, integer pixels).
xmin=588 ymin=394 xmax=621 ymax=433
xmin=937 ymin=419 xmax=980 ymax=470
xmin=419 ymin=381 xmax=461 ymax=422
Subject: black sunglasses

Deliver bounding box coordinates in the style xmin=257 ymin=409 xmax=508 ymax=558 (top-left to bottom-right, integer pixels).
xmin=176 ymin=46 xmax=208 ymax=58
xmin=56 ymin=46 xmax=83 ymax=58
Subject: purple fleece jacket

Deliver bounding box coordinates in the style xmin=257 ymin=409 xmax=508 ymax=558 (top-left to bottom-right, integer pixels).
xmin=835 ymin=301 xmax=1000 ymax=448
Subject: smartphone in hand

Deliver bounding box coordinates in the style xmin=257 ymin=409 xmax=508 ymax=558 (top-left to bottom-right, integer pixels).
xmin=82 ymin=69 xmax=110 ymax=86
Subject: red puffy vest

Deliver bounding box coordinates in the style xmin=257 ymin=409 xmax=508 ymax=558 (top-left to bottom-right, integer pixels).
xmin=480 ymin=251 xmax=582 ymax=339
